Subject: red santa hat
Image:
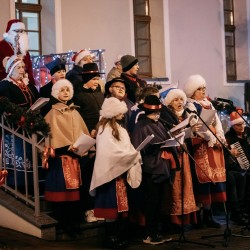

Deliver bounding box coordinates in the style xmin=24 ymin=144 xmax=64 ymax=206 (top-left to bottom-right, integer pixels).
xmin=230 ymin=108 xmax=244 ymax=126
xmin=71 ymin=49 xmax=95 ymax=65
xmin=3 ymin=19 xmax=25 ymax=39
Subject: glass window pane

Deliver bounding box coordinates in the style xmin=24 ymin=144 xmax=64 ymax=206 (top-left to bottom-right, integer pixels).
xmin=136 ymin=22 xmax=149 ymax=39
xmin=138 ymin=56 xmax=150 ymax=73
xmin=225 ymin=33 xmax=234 ymax=46
xmin=226 ymin=47 xmax=235 ymax=60
xmin=134 ymin=0 xmax=149 ymax=16
xmin=27 ymin=31 xmax=39 ymax=50
xmin=21 ymin=0 xmax=39 ymax=4
xmin=227 ymin=62 xmax=236 ymax=76
xmin=22 ymin=12 xmax=38 ymax=30
xmin=224 ymin=0 xmax=233 ymax=10
xmin=137 ymin=40 xmax=150 ymax=56
xmin=224 ymin=11 xmax=234 ymax=25
xmin=29 ymin=51 xmax=40 ymax=56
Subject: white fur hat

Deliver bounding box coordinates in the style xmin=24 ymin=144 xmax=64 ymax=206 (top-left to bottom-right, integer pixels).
xmin=4 ymin=55 xmax=23 ymax=77
xmin=51 ymin=79 xmax=74 ymax=100
xmin=100 ymin=97 xmax=128 ymax=118
xmin=164 ymin=88 xmax=187 ymax=106
xmin=183 ymin=74 xmax=207 ymax=98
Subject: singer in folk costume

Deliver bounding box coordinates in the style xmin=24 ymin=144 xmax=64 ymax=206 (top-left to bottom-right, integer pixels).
xmin=183 ymin=74 xmax=226 ymax=229
xmin=0 ymin=55 xmax=39 ymax=189
xmin=44 ymin=79 xmax=91 ymax=236
xmin=131 ymin=95 xmax=176 ymax=245
xmin=89 ymin=97 xmax=142 ymax=249
xmin=162 ymin=88 xmax=200 ymax=226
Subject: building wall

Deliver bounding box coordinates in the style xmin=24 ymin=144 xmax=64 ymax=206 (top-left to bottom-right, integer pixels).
xmin=166 ymin=0 xmax=244 ymax=107
xmin=60 ymin=0 xmax=135 ymax=74
xmin=0 ymin=0 xmax=248 ymax=107
xmin=0 ymin=0 xmax=14 ymax=35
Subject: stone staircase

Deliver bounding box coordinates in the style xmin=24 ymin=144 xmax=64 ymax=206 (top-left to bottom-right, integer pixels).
xmin=0 ymin=189 xmax=105 ymax=240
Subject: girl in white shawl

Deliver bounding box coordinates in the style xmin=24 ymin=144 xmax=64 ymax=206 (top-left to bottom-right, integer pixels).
xmin=90 ymin=97 xmax=141 ymax=249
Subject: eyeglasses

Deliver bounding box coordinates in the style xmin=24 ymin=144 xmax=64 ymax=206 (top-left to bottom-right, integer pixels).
xmin=13 ymin=29 xmax=26 ymax=33
xmin=112 ymin=85 xmax=125 ymax=91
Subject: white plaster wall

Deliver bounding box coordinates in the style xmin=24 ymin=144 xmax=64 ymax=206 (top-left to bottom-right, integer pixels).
xmin=166 ymin=0 xmax=244 ymax=107
xmin=60 ymin=0 xmax=135 ymax=74
xmin=40 ymin=0 xmax=57 ymax=54
xmin=0 ymin=0 xmax=14 ymax=36
xmin=150 ymin=0 xmax=166 ymax=78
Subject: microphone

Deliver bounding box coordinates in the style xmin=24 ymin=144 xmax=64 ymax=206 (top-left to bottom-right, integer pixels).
xmin=214 ymin=97 xmax=233 ymax=106
xmin=185 ymin=108 xmax=197 ymax=114
xmin=158 ymin=117 xmax=174 ymax=128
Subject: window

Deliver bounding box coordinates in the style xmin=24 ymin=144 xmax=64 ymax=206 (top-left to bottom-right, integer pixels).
xmin=224 ymin=0 xmax=236 ymax=81
xmin=15 ymin=0 xmax=42 ymax=56
xmin=133 ymin=0 xmax=152 ymax=77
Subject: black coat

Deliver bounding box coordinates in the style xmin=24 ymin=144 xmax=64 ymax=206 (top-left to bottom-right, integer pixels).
xmin=40 ymin=81 xmax=53 ymax=98
xmin=66 ymin=65 xmax=83 ymax=93
xmin=73 ymin=85 xmax=104 ymax=132
xmin=0 ymin=79 xmax=39 ymax=108
xmin=120 ymin=73 xmax=147 ymax=103
xmin=131 ymin=115 xmax=176 ymax=182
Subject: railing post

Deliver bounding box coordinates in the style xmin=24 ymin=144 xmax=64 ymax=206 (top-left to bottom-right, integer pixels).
xmin=32 ymin=133 xmax=40 ymax=216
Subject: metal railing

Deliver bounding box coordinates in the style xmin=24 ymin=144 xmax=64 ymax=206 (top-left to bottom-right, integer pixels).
xmin=0 ymin=114 xmax=47 ymax=216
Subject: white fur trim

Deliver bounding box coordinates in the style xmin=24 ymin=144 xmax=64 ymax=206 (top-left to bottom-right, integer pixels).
xmin=9 ymin=22 xmax=25 ymax=32
xmin=100 ymin=97 xmax=128 ymax=118
xmin=230 ymin=117 xmax=244 ymax=126
xmin=164 ymin=88 xmax=187 ymax=106
xmin=183 ymin=74 xmax=206 ymax=98
xmin=3 ymin=33 xmax=8 ymax=39
xmin=5 ymin=55 xmax=23 ymax=77
xmin=73 ymin=50 xmax=95 ymax=65
xmin=51 ymin=79 xmax=74 ymax=100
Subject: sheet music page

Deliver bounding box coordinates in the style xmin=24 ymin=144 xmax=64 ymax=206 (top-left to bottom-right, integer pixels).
xmin=170 ymin=114 xmax=196 ymax=133
xmin=198 ymin=109 xmax=216 ymax=132
xmin=160 ymin=132 xmax=185 ymax=148
xmin=136 ymin=134 xmax=155 ymax=151
xmin=28 ymin=97 xmax=50 ymax=112
xmin=72 ymin=132 xmax=96 ymax=156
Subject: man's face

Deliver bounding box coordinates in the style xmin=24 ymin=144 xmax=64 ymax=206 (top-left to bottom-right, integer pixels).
xmin=109 ymin=82 xmax=126 ymax=100
xmin=126 ymin=63 xmax=139 ymax=76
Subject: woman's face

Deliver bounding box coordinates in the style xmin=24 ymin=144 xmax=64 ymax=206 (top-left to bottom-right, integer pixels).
xmin=52 ymin=70 xmax=66 ymax=82
xmin=58 ymin=86 xmax=71 ymax=102
xmin=85 ymin=76 xmax=100 ymax=90
xmin=12 ymin=62 xmax=25 ymax=80
xmin=170 ymin=97 xmax=184 ymax=112
xmin=192 ymin=86 xmax=206 ymax=101
xmin=115 ymin=113 xmax=125 ymax=120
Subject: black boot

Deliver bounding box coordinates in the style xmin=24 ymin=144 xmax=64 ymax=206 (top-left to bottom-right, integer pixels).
xmin=103 ymin=221 xmax=128 ymax=249
xmin=193 ymin=209 xmax=206 ymax=229
xmin=203 ymin=209 xmax=221 ymax=228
